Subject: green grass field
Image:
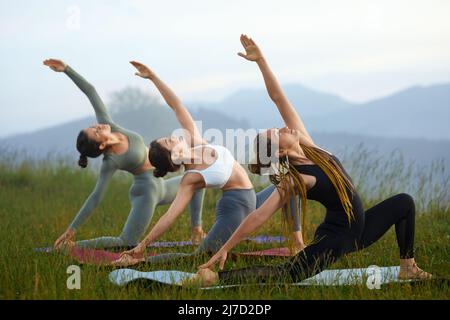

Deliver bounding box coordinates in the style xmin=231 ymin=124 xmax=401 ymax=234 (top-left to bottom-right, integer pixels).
xmin=0 ymin=150 xmax=449 ymax=300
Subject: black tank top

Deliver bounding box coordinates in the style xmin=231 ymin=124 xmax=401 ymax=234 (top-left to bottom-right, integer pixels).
xmin=294 ymin=154 xmax=364 ymax=229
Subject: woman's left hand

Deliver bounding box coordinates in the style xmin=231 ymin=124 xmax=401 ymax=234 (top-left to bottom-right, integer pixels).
xmin=130 ymin=61 xmax=156 ymax=80
xmin=43 ymin=58 xmax=67 ymax=72
xmin=237 ymin=34 xmax=264 ymax=62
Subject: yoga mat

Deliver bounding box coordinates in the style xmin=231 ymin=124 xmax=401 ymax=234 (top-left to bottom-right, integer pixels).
xmin=244 ymin=235 xmax=285 ymax=244
xmin=68 ymin=247 xmax=156 ymax=265
xmin=240 ymin=247 xmax=291 ymax=257
xmin=109 ymin=266 xmax=417 ymax=289
xmin=34 ymin=235 xmax=286 ymax=252
xmin=34 ymin=247 xmax=54 ymax=253
xmin=35 ymin=244 xmax=291 ymax=266
xmin=148 ymin=240 xmax=192 ymax=248
xmin=67 ymin=246 xmax=290 ymax=266
xmin=145 ymin=235 xmax=285 ymax=247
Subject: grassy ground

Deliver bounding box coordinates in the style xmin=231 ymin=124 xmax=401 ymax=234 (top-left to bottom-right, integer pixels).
xmin=0 ymin=152 xmax=449 ymax=300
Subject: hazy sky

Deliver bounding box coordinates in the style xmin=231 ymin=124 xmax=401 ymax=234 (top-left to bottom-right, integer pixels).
xmin=1 ymin=0 xmax=450 ymax=137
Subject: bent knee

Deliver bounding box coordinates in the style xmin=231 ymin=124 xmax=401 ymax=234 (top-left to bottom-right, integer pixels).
xmin=396 ymin=193 xmax=415 ymax=210
xmin=197 ymin=238 xmax=223 ymax=254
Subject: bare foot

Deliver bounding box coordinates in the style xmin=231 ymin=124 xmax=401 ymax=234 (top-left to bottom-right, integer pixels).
xmin=290 ymin=231 xmax=306 ymax=255
xmin=398 ymin=261 xmax=432 ymax=280
xmin=191 ymin=227 xmax=207 ymax=245
xmin=290 ymin=242 xmax=306 ymax=256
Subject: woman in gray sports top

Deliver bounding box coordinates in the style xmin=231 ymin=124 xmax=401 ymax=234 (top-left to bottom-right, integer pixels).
xmin=43 ymin=59 xmax=206 ymax=249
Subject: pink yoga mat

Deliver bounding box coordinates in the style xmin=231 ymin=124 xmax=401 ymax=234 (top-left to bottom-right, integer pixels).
xmin=67 ymin=246 xmax=292 ymax=266
xmin=69 ymin=247 xmax=156 ymax=265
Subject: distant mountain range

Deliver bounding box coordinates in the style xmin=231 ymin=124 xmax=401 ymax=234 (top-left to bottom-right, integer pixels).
xmin=1 ymin=83 xmax=449 ymax=169
xmin=192 ymin=82 xmax=450 ymax=140
xmin=191 ymin=83 xmax=353 ymax=129
xmin=307 ymin=83 xmax=450 ymax=140
xmin=0 ymin=91 xmax=250 ymax=161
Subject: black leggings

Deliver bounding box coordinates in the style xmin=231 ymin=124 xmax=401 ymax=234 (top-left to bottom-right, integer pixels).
xmin=219 ymin=193 xmax=416 ymax=284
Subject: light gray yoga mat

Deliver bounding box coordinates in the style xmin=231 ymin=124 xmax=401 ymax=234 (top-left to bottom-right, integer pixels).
xmin=109 ymin=266 xmax=413 ymax=289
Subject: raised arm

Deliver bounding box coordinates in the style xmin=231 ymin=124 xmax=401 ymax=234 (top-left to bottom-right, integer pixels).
xmin=238 ymin=35 xmax=314 ymax=145
xmin=43 ymin=59 xmax=115 ymax=125
xmin=130 ymin=61 xmax=205 ymax=146
xmin=199 ymin=188 xmax=283 ymax=270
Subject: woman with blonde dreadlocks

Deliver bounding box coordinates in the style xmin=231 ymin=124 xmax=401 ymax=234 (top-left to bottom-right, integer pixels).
xmin=193 ymin=34 xmax=432 ymax=286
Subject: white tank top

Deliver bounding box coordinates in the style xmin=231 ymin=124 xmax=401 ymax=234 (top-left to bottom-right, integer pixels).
xmin=184 ymin=144 xmax=235 ymax=189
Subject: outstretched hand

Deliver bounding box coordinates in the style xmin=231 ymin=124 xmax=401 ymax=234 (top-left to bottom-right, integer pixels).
xmin=111 ymin=253 xmax=145 ymax=267
xmin=43 ymin=59 xmax=67 ymax=72
xmin=237 ymin=34 xmax=263 ymax=62
xmin=54 ymin=228 xmax=75 ymax=250
xmin=111 ymin=244 xmax=146 ymax=267
xmin=198 ymin=250 xmax=228 ymax=271
xmin=130 ymin=61 xmax=156 ymax=80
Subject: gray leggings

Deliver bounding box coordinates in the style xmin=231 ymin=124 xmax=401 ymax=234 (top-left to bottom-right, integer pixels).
xmin=76 ymin=171 xmax=205 ymax=248
xmin=146 ymin=185 xmax=301 ymax=264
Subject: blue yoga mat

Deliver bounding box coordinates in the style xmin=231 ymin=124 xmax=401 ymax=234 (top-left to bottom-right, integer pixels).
xmin=109 ymin=266 xmax=415 ymax=289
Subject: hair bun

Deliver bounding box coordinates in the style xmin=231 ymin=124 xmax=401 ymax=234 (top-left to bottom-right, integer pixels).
xmin=78 ymin=154 xmax=88 ymax=168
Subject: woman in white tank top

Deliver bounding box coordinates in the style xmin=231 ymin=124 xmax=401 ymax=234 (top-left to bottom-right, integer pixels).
xmin=112 ymin=61 xmax=258 ymax=266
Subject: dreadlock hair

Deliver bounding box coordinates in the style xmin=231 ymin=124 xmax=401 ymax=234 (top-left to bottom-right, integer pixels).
xmin=249 ymin=132 xmax=355 ymax=248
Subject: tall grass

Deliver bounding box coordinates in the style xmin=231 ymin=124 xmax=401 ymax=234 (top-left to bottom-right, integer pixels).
xmin=339 ymin=143 xmax=450 ymax=213
xmin=0 ymin=145 xmax=448 ymax=299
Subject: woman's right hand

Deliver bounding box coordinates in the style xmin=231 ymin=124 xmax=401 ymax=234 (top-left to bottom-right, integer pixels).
xmin=111 ymin=252 xmax=145 ymax=267
xmin=111 ymin=243 xmax=146 ymax=267
xmin=120 ymin=242 xmax=146 ymax=258
xmin=130 ymin=61 xmax=156 ymax=80
xmin=237 ymin=34 xmax=264 ymax=62
xmin=54 ymin=228 xmax=75 ymax=250
xmin=198 ymin=249 xmax=229 ymax=271
xmin=43 ymin=59 xmax=67 ymax=72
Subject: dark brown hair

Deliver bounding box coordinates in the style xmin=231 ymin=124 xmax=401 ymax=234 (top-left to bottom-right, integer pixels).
xmin=148 ymin=139 xmax=181 ymax=178
xmin=76 ymin=129 xmax=104 ymax=168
